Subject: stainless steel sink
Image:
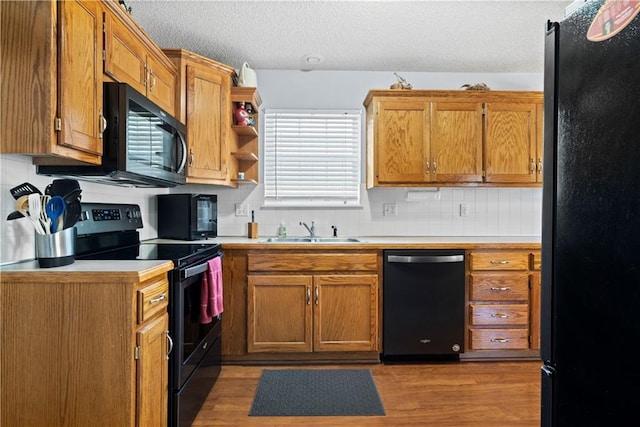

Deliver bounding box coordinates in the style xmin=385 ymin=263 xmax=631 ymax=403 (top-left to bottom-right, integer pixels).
xmin=260 ymin=237 xmax=362 ymax=243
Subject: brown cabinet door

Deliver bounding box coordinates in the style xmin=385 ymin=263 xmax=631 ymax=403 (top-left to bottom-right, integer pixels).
xmin=430 ymin=101 xmax=483 ymax=183
xmin=247 ymin=275 xmax=313 ymax=353
xmin=484 ymin=102 xmax=537 ymax=183
xmin=136 ymin=313 xmax=169 ymax=427
xmin=57 ymin=0 xmax=103 ymax=156
xmin=375 ymin=99 xmax=430 ymax=184
xmin=103 ymin=9 xmax=147 ymax=94
xmin=186 ymin=64 xmax=229 ymax=181
xmin=313 ymin=274 xmax=378 ymax=352
xmin=146 ymin=52 xmax=177 ymax=115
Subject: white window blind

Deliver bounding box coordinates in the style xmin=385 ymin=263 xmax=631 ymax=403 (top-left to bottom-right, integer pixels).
xmin=264 ymin=109 xmax=361 ymax=207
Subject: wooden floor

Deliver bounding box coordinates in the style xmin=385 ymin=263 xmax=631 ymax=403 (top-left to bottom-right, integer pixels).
xmin=192 ymin=361 xmax=542 ymax=426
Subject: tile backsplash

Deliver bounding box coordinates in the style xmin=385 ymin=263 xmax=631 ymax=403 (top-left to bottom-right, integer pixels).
xmin=1 ymin=154 xmax=541 ymax=265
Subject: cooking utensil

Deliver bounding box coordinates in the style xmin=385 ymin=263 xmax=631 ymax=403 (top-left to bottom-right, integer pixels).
xmin=63 ymin=198 xmax=82 ymax=229
xmin=45 ymin=196 xmax=66 ymax=233
xmin=9 ymin=182 xmax=41 ymax=200
xmin=6 ymin=210 xmax=24 ymax=220
xmin=27 ymin=193 xmax=46 ymax=234
xmin=46 ymin=179 xmax=80 ymax=197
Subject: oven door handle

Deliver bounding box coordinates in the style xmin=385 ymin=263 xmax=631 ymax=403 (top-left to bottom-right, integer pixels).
xmin=181 ymin=252 xmax=224 ymax=279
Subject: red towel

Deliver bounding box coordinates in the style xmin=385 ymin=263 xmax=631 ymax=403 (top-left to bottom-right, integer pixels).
xmin=199 ymin=257 xmax=223 ymax=324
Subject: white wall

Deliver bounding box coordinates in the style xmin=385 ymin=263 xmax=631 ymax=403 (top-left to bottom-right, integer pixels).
xmin=0 ymin=70 xmax=543 ymax=264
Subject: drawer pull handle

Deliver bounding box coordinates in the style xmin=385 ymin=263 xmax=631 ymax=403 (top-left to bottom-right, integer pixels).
xmin=491 ymin=313 xmax=510 ymax=318
xmin=315 ymin=286 xmax=319 ymax=305
xmin=490 ymin=260 xmax=510 ymax=265
xmin=490 ymin=286 xmax=511 ymax=291
xmin=306 ymin=286 xmax=311 ymax=305
xmin=491 ymin=338 xmax=510 ymax=343
xmin=150 ymin=293 xmax=166 ymax=303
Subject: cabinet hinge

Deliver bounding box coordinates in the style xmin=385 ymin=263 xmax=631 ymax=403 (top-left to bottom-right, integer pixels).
xmin=482 ymin=104 xmax=487 ymax=115
xmin=528 ymin=277 xmax=533 ymax=289
xmin=102 ymin=49 xmax=106 ymax=61
xmin=481 ymin=170 xmax=485 ymax=177
xmin=134 ymin=345 xmax=141 ymax=360
xmin=54 ymin=117 xmax=62 ymax=132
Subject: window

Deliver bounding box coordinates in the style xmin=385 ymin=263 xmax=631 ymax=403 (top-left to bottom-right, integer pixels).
xmin=263 ymin=109 xmax=361 ymax=207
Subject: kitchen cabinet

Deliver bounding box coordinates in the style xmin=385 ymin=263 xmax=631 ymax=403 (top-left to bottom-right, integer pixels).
xmin=484 ymin=99 xmax=543 ymax=183
xmin=230 ymin=87 xmax=262 ymax=185
xmin=0 ymin=262 xmax=173 ymax=427
xmin=104 ymin=4 xmax=177 ymax=117
xmin=164 ymin=49 xmax=234 ymax=184
xmin=529 ymin=250 xmax=542 ymax=350
xmin=220 ymin=249 xmax=379 ymax=360
xmin=364 ymin=90 xmax=543 ymax=188
xmin=367 ymin=96 xmax=482 ymax=186
xmin=247 ymin=273 xmax=378 ymax=353
xmin=1 ymin=0 xmax=104 ymax=164
xmin=467 ymin=250 xmax=539 ymax=357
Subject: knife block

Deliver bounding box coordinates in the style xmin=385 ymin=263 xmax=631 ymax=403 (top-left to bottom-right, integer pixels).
xmin=247 ymin=222 xmax=258 ymax=239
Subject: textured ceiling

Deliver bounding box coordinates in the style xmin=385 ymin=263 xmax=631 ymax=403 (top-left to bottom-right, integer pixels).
xmin=127 ymin=0 xmax=573 ymax=73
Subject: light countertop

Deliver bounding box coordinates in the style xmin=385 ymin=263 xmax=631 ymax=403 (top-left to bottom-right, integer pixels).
xmin=149 ymin=235 xmax=541 ymax=249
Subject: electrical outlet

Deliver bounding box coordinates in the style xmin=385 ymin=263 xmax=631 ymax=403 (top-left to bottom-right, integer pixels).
xmin=235 ymin=203 xmax=249 ymax=217
xmin=383 ymin=203 xmax=397 ymax=217
xmin=459 ymin=203 xmax=470 ymax=217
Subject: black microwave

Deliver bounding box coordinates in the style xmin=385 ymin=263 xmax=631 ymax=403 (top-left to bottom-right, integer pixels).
xmin=38 ymin=82 xmax=187 ymax=187
xmin=157 ymin=194 xmax=217 ymax=240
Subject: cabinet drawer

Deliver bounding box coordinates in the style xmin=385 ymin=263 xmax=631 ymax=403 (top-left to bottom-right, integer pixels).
xmin=531 ymin=251 xmax=541 ymax=271
xmin=469 ymin=304 xmax=529 ymax=326
xmin=137 ymin=278 xmax=169 ymax=324
xmin=469 ymin=251 xmax=529 ymax=271
xmin=469 ymin=273 xmax=529 ymax=301
xmin=248 ymin=253 xmax=377 ymax=272
xmin=469 ymin=329 xmax=529 ymax=350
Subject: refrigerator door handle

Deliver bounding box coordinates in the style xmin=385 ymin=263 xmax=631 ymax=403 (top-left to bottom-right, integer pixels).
xmin=541 ymin=364 xmax=556 ymax=377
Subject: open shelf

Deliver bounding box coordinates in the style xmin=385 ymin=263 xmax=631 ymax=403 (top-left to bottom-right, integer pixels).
xmin=232 ymin=151 xmax=258 ymax=161
xmin=232 ymin=125 xmax=258 ymax=137
xmin=231 ymin=178 xmax=258 ymax=185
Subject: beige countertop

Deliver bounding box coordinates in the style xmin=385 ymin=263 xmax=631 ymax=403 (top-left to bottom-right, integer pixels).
xmin=149 ymin=235 xmax=541 ymax=249
xmin=0 ymin=259 xmax=174 ymax=283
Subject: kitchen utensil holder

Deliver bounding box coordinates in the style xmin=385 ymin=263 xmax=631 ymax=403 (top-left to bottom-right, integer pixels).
xmin=35 ymin=227 xmax=76 ymax=268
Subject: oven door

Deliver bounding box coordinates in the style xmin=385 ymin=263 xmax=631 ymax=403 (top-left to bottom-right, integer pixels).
xmin=170 ymin=258 xmax=222 ymax=389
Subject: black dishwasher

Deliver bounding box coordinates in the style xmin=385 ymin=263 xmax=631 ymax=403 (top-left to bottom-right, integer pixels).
xmin=382 ymin=249 xmax=465 ymax=361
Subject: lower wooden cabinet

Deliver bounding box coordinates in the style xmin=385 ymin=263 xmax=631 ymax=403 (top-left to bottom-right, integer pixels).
xmin=0 ymin=262 xmax=173 ymax=427
xmin=219 ymin=249 xmax=380 ymax=360
xmin=467 ymin=249 xmax=540 ymax=357
xmin=247 ymin=273 xmax=378 ymax=353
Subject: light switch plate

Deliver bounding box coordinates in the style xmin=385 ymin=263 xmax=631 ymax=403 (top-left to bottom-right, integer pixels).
xmin=459 ymin=203 xmax=470 ymax=217
xmin=383 ymin=203 xmax=397 ymax=216
xmin=235 ymin=203 xmax=249 ymax=216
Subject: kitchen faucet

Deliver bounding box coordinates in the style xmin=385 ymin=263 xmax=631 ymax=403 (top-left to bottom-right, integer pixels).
xmin=300 ymin=221 xmax=315 ymax=237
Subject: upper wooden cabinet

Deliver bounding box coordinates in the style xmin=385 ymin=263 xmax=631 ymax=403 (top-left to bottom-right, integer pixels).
xmin=1 ymin=0 xmax=104 ymax=164
xmin=164 ymin=49 xmax=234 ymax=185
xmin=484 ymin=100 xmax=542 ymax=184
xmin=104 ymin=3 xmax=177 ymax=117
xmin=364 ymin=90 xmax=543 ymax=188
xmin=372 ymin=97 xmax=483 ymax=186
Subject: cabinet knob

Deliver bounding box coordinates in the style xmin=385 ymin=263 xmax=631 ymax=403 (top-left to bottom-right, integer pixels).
xmin=432 ymin=158 xmax=437 ymax=173
xmin=425 ymin=157 xmax=430 ymax=173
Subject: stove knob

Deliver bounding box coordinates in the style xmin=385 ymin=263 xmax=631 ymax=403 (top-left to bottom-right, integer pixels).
xmin=126 ymin=210 xmax=132 ymax=219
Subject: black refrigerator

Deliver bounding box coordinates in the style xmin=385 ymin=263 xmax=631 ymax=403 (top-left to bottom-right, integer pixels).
xmin=541 ymin=1 xmax=640 ymax=425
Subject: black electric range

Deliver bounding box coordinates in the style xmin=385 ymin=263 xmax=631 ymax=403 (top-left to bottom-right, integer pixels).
xmin=74 ymin=202 xmax=222 ymax=427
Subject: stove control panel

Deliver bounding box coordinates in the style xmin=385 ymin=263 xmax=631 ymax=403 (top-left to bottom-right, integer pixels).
xmin=76 ymin=203 xmax=143 ymax=236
